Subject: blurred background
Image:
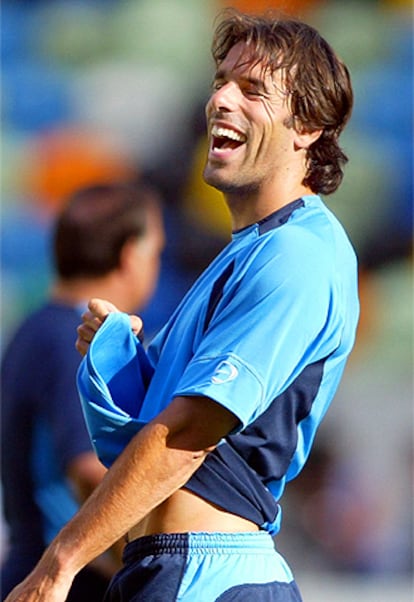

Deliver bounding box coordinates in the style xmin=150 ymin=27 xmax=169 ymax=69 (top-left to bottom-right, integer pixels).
xmin=1 ymin=0 xmax=412 ymax=599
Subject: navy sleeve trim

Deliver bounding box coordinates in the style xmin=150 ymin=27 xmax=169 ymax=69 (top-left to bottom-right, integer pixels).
xmin=203 ymin=260 xmax=235 ymax=333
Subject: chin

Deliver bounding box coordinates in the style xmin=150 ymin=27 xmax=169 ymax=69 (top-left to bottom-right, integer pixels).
xmin=203 ymin=169 xmax=258 ymax=199
xmin=203 ymin=167 xmax=233 ymax=193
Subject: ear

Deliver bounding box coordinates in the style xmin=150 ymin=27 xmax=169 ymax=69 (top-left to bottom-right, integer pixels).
xmin=119 ymin=237 xmax=138 ymax=273
xmin=293 ymin=127 xmax=323 ymax=150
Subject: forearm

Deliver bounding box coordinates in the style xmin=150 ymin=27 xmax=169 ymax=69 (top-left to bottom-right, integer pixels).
xmin=51 ymin=421 xmax=206 ymax=574
xmin=59 ymin=394 xmax=237 ymax=573
xmin=5 ymin=420 xmax=206 ymax=601
xmin=66 ymin=452 xmax=123 ymax=574
xmin=5 ymin=396 xmax=237 ymax=601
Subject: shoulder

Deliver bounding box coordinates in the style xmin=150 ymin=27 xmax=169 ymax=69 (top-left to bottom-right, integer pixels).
xmin=2 ymin=303 xmax=80 ymax=364
xmin=230 ymin=201 xmax=357 ymax=309
xmin=252 ymin=197 xmax=355 ymax=273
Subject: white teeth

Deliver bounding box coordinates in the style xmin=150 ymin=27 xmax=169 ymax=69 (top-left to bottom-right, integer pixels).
xmin=211 ymin=125 xmax=246 ymax=142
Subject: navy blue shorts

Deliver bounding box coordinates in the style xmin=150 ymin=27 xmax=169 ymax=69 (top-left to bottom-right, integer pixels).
xmin=103 ymin=531 xmax=302 ymax=601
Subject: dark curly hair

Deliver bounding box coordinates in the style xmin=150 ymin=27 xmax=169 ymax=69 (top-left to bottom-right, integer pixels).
xmin=211 ymin=9 xmax=353 ymax=195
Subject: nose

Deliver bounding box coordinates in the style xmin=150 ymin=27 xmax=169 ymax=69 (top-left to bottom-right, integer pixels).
xmin=208 ymin=81 xmax=239 ymax=113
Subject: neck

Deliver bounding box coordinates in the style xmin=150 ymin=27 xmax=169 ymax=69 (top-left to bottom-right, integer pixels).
xmin=225 ymin=181 xmax=314 ymax=231
xmin=51 ymin=275 xmax=133 ymax=313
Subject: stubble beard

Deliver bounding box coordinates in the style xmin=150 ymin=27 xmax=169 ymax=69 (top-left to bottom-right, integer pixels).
xmin=203 ymin=163 xmax=260 ymax=199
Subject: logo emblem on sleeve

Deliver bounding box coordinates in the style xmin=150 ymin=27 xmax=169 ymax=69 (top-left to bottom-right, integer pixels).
xmin=211 ymin=360 xmax=239 ymax=384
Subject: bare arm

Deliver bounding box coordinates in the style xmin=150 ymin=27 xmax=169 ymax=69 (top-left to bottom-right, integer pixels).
xmin=67 ymin=453 xmax=124 ymax=574
xmin=5 ymin=394 xmax=238 ymax=601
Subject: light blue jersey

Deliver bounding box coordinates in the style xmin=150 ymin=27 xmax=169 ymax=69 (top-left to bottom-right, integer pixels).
xmin=78 ymin=195 xmax=359 ymax=537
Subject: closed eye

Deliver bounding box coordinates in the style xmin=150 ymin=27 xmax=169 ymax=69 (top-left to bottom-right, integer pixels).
xmin=244 ymin=89 xmax=265 ymax=97
xmin=212 ymin=79 xmax=225 ymax=92
xmin=241 ymin=78 xmax=269 ymax=99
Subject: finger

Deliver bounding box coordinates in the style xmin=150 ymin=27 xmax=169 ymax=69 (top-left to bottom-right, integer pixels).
xmin=77 ymin=323 xmax=98 ymax=343
xmin=88 ymin=298 xmax=119 ymax=321
xmin=75 ymin=336 xmax=89 ymax=357
xmin=79 ymin=314 xmax=103 ymax=344
xmin=75 ymin=324 xmax=96 ymax=357
xmin=80 ymin=309 xmax=99 ymax=325
xmin=130 ymin=316 xmax=144 ymax=338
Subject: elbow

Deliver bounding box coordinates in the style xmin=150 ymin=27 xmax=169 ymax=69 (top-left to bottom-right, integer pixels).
xmin=160 ymin=395 xmax=239 ymax=455
xmin=165 ymin=430 xmax=218 ymax=458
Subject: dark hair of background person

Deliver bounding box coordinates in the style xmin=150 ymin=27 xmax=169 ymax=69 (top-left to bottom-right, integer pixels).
xmin=212 ymin=9 xmax=353 ymax=195
xmin=54 ymin=182 xmax=160 ymax=279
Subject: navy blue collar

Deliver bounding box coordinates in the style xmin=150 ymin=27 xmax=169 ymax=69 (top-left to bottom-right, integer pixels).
xmin=232 ymin=198 xmax=305 ymax=236
xmin=257 ymin=198 xmax=305 ymax=235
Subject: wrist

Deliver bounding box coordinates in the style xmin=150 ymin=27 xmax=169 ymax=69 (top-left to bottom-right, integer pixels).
xmin=41 ymin=537 xmax=81 ymax=584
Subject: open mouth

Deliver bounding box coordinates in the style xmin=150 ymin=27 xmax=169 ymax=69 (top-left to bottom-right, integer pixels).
xmin=211 ymin=125 xmax=247 ymax=151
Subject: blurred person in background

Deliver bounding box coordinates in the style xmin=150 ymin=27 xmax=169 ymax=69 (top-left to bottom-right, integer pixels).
xmin=5 ymin=9 xmax=359 ymax=602
xmin=1 ymin=182 xmax=165 ymax=601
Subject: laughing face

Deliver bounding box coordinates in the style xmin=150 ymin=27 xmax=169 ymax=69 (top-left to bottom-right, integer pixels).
xmin=203 ymin=42 xmax=299 ymax=199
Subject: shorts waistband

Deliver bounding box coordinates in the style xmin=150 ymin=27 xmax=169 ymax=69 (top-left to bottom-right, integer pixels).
xmin=123 ymin=531 xmax=275 ymax=563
